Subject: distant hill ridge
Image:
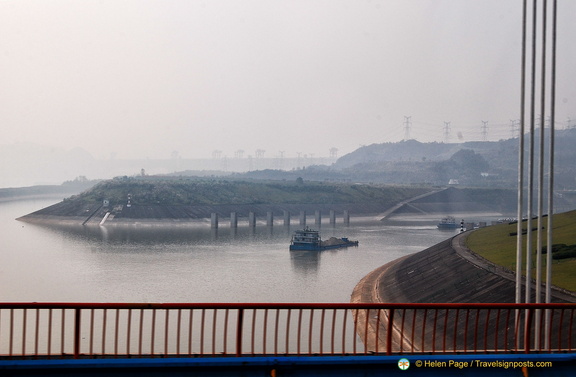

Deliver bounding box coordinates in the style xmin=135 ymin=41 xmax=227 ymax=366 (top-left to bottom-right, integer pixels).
xmin=329 ymin=128 xmax=576 ymax=189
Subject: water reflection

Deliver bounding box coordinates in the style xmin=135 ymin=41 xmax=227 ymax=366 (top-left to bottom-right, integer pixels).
xmin=5 ymin=199 xmax=471 ymax=303
xmin=290 ymin=250 xmax=320 ymax=275
xmin=22 ymin=221 xmax=301 ymax=248
xmin=25 ymin=220 xmax=334 ymax=275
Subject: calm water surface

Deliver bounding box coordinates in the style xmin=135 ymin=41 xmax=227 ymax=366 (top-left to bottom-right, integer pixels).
xmin=1 ymin=198 xmax=467 ymax=303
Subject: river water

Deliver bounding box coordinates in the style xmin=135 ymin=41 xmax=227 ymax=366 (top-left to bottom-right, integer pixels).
xmin=0 ymin=197 xmax=475 ymax=304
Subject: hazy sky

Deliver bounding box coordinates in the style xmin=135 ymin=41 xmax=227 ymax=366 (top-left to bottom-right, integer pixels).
xmin=1 ymin=0 xmax=575 ymax=160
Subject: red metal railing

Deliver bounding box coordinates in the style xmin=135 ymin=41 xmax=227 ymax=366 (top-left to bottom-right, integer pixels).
xmin=0 ymin=303 xmax=574 ymax=359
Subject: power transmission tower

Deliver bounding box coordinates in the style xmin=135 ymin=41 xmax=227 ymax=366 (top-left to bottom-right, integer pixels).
xmin=443 ymin=122 xmax=451 ymax=143
xmin=329 ymin=147 xmax=338 ymax=159
xmin=510 ymin=119 xmax=519 ymax=138
xmin=403 ymin=116 xmax=412 ymax=140
xmin=481 ymin=121 xmax=489 ymax=141
xmin=254 ymin=149 xmax=265 ymax=170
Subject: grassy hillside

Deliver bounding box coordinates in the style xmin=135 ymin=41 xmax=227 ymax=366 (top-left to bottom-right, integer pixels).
xmin=68 ymin=176 xmax=431 ymax=208
xmin=466 ymin=210 xmax=576 ymax=292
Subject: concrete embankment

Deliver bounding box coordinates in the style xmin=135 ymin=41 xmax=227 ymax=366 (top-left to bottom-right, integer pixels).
xmin=352 ymin=231 xmax=575 ymax=304
xmin=17 ymin=202 xmax=389 ymax=226
xmin=351 ymin=231 xmax=575 ymax=352
xmin=16 ymin=186 xmax=520 ymax=227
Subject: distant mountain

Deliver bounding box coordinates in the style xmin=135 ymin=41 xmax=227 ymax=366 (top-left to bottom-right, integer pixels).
xmin=0 ymin=177 xmax=100 ymax=201
xmin=8 ymin=129 xmax=574 ymax=190
xmin=335 ymin=139 xmax=465 ymax=167
xmin=331 ymin=128 xmax=576 ymax=189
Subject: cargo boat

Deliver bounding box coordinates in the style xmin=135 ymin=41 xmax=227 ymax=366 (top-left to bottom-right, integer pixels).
xmin=289 ymin=227 xmax=359 ymax=251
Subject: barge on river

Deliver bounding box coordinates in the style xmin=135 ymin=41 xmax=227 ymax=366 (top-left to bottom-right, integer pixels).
xmin=289 ymin=227 xmax=359 ymax=251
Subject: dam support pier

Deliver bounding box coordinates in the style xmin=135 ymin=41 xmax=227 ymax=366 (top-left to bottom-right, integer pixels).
xmin=230 ymin=209 xmax=351 ymax=228
xmin=267 ymin=211 xmax=273 ymax=226
xmin=283 ymin=210 xmax=290 ymax=226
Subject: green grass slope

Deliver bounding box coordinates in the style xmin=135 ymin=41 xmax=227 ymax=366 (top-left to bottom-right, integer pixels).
xmin=466 ymin=210 xmax=576 ymax=292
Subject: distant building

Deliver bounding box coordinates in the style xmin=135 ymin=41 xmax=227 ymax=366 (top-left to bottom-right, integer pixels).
xmin=448 ymin=179 xmax=460 ymax=186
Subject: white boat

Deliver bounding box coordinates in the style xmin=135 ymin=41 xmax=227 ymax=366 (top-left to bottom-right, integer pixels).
xmin=437 ymin=216 xmax=459 ymax=229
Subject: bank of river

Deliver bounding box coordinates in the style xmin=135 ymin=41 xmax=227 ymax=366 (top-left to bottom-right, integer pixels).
xmin=351 ymin=230 xmax=576 ymax=353
xmin=351 ymin=231 xmax=575 ymax=304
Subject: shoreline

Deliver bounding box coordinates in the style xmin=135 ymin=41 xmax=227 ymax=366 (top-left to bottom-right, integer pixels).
xmin=351 ymin=231 xmax=575 ymax=305
xmin=350 ymin=230 xmax=575 ymax=352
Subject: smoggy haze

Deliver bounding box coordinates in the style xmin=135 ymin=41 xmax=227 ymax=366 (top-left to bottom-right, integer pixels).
xmin=1 ymin=0 xmax=575 ymax=185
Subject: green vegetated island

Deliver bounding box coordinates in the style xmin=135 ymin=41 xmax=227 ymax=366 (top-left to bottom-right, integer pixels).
xmin=17 ymin=177 xmax=436 ymax=225
xmin=17 ymin=177 xmax=519 ymax=226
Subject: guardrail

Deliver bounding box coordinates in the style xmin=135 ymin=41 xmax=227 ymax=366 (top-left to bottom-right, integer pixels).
xmin=0 ymin=303 xmax=574 ymax=359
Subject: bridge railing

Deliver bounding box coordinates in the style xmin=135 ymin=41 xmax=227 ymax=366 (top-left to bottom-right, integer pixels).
xmin=0 ymin=303 xmax=574 ymax=359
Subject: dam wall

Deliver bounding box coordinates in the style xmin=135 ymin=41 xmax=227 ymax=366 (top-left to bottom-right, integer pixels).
xmin=17 ymin=202 xmax=383 ymax=226
xmin=352 ymin=232 xmax=575 ymax=304
xmin=351 ymin=231 xmax=575 ymax=352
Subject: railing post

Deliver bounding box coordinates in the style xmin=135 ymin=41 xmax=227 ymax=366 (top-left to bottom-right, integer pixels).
xmin=236 ymin=308 xmax=244 ymax=357
xmin=22 ymin=309 xmax=27 ymax=356
xmin=524 ymin=307 xmax=534 ymax=354
xmin=386 ymin=309 xmax=395 ymax=355
xmin=363 ymin=308 xmax=369 ymax=355
xmin=74 ymin=308 xmax=81 ymax=359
